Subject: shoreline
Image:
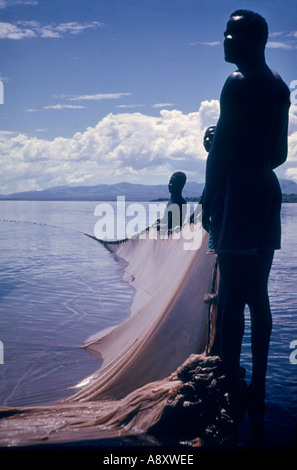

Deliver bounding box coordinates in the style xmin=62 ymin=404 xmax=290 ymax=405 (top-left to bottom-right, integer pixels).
xmin=0 ymin=194 xmax=297 ymax=203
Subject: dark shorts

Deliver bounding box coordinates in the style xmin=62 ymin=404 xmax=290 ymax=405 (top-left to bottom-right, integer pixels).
xmin=210 ymin=170 xmax=282 ymax=254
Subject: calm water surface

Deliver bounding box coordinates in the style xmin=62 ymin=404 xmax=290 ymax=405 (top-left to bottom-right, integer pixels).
xmin=240 ymin=203 xmax=297 ymax=447
xmin=0 ymin=201 xmax=296 ymax=447
xmin=0 ymin=201 xmax=134 ymax=406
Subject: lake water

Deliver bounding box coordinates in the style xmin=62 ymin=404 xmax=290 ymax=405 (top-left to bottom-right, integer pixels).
xmin=0 ymin=200 xmax=296 ymax=447
xmin=0 ymin=201 xmax=136 ymax=406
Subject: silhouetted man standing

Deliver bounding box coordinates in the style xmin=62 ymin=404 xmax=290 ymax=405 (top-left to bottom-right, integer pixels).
xmin=166 ymin=171 xmax=187 ymax=230
xmin=202 ymin=10 xmax=290 ymax=421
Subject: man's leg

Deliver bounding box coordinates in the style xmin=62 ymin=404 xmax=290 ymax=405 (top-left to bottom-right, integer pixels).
xmin=217 ymin=254 xmax=247 ymax=385
xmin=248 ymin=250 xmax=274 ymax=401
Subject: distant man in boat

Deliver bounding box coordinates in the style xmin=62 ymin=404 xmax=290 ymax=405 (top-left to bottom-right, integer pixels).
xmin=202 ymin=10 xmax=290 ymax=420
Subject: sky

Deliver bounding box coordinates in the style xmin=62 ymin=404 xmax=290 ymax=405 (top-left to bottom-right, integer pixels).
xmin=0 ymin=0 xmax=296 ymax=194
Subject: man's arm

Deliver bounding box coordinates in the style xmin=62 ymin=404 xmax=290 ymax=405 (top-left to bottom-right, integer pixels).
xmin=202 ymin=73 xmax=243 ymax=230
xmin=270 ymin=118 xmax=288 ymax=169
xmin=269 ymin=74 xmax=290 ymax=169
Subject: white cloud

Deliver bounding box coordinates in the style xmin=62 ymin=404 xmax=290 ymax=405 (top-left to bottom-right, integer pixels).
xmin=267 ymin=31 xmax=297 ymax=50
xmin=117 ymin=104 xmax=144 ymax=109
xmin=1 ymin=1 xmax=39 ymax=5
xmin=1 ymin=99 xmax=297 ymax=194
xmin=288 ymin=105 xmax=297 ymax=135
xmin=190 ymin=32 xmax=297 ymax=50
xmin=43 ymin=104 xmax=87 ymax=110
xmin=274 ymin=105 xmax=297 ymax=183
xmin=267 ymin=41 xmax=297 ymax=50
xmin=201 ymin=41 xmax=221 ymax=46
xmin=189 ymin=41 xmax=220 ymax=47
xmin=25 ymin=93 xmax=131 ymax=113
xmin=0 ymin=22 xmax=36 ymax=39
xmin=0 ymin=20 xmax=103 ymax=40
xmin=259 ymin=31 xmax=297 ymax=50
xmin=269 ymin=32 xmax=285 ymax=37
xmin=55 ymin=21 xmax=103 ymax=35
xmin=153 ymin=103 xmax=175 ymax=109
xmin=0 ymin=100 xmax=220 ymax=193
xmin=38 ymin=28 xmax=61 ymax=39
xmin=287 ymin=125 xmax=297 ymax=167
xmin=68 ymin=93 xmax=132 ymax=101
xmin=285 ymin=167 xmax=297 ymax=182
xmin=0 ymin=74 xmax=11 ymax=83
xmin=288 ymin=31 xmax=297 ymax=38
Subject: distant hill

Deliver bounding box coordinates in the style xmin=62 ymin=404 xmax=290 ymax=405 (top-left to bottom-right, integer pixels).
xmin=279 ymin=179 xmax=297 ymax=194
xmin=0 ymin=181 xmax=205 ymax=201
xmin=0 ymin=179 xmax=296 ymax=201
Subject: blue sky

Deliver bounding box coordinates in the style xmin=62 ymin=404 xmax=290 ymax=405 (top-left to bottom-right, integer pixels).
xmin=0 ymin=0 xmax=297 ymax=193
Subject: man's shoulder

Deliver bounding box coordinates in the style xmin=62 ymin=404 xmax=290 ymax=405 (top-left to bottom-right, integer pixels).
xmin=221 ymin=71 xmax=245 ymax=99
xmin=224 ymin=71 xmax=246 ymax=88
xmin=227 ymin=70 xmax=245 ymax=81
xmin=271 ymin=70 xmax=286 ymax=83
xmin=271 ymin=70 xmax=291 ymax=97
xmin=223 ymin=69 xmax=290 ymax=96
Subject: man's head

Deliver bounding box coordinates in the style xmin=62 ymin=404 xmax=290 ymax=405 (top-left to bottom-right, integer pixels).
xmin=203 ymin=126 xmax=216 ymax=153
xmin=224 ymin=10 xmax=268 ymax=65
xmin=168 ymin=172 xmax=187 ymax=195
